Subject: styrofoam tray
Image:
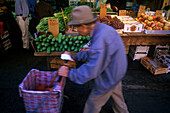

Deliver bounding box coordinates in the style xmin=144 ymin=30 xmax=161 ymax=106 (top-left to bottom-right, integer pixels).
xmin=145 ymin=29 xmax=170 ymax=34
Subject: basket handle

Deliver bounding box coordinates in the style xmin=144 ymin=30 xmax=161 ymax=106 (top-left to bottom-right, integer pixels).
xmin=32 ymin=76 xmax=62 ymax=113
xmin=48 ymin=71 xmax=59 ymax=88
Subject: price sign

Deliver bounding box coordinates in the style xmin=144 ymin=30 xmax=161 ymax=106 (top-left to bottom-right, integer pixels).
xmin=137 ymin=10 xmax=145 ymax=17
xmin=48 ymin=19 xmax=59 ymax=37
xmin=100 ymin=4 xmax=107 ymax=18
xmin=156 ymin=10 xmax=163 ymax=17
xmin=137 ymin=5 xmax=146 ymax=17
xmin=119 ymin=10 xmax=126 ymax=16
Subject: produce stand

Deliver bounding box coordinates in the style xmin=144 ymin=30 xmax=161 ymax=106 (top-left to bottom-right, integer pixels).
xmin=32 ymin=4 xmax=170 ymax=72
xmin=32 ymin=33 xmax=170 ymax=70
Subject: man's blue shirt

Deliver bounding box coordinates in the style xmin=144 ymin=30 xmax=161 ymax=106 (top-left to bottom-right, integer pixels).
xmin=69 ymin=22 xmax=127 ymax=95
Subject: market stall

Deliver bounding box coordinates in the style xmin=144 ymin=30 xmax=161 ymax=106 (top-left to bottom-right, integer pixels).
xmin=31 ymin=3 xmax=170 ymax=71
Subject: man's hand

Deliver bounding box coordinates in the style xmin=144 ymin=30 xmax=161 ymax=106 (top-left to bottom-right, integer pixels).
xmin=58 ymin=66 xmax=69 ymax=77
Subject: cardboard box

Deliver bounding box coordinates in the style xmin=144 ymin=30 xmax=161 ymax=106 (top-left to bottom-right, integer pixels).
xmin=153 ymin=45 xmax=169 ymax=58
xmin=115 ymin=16 xmax=143 ymax=33
xmin=123 ymin=23 xmax=143 ymax=33
xmin=155 ymin=49 xmax=170 ymax=73
xmin=141 ymin=57 xmax=168 ymax=75
xmin=129 ymin=45 xmax=150 ymax=61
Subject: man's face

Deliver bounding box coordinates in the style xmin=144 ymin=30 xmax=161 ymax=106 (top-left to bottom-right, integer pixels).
xmin=74 ymin=25 xmax=91 ymax=36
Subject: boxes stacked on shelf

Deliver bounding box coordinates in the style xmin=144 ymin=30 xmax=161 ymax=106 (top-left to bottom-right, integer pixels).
xmin=154 ymin=45 xmax=170 ymax=73
xmin=117 ymin=16 xmax=143 ymax=33
xmin=153 ymin=45 xmax=169 ymax=58
xmin=129 ymin=45 xmax=150 ymax=61
xmin=141 ymin=57 xmax=168 ymax=75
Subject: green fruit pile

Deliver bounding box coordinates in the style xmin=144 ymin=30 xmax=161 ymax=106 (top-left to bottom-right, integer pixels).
xmin=34 ymin=33 xmax=90 ymax=54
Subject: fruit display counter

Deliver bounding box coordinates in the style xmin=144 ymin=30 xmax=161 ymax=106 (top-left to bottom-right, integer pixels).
xmin=33 ymin=32 xmax=170 ymax=56
xmin=120 ymin=33 xmax=170 ymax=46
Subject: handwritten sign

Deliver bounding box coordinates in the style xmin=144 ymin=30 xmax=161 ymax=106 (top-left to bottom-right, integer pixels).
xmin=156 ymin=10 xmax=163 ymax=17
xmin=139 ymin=5 xmax=146 ymax=11
xmin=48 ymin=19 xmax=59 ymax=37
xmin=80 ymin=0 xmax=85 ymax=2
xmin=137 ymin=10 xmax=145 ymax=17
xmin=119 ymin=10 xmax=126 ymax=16
xmin=100 ymin=4 xmax=107 ymax=18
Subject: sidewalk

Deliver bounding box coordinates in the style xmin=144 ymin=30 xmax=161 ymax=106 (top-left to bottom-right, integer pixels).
xmin=0 ymin=48 xmax=169 ymax=113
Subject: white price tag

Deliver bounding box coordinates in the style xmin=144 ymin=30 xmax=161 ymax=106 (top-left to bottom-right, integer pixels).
xmin=61 ymin=54 xmax=74 ymax=61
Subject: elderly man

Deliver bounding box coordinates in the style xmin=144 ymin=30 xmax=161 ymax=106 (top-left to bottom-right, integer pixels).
xmin=58 ymin=5 xmax=129 ymax=113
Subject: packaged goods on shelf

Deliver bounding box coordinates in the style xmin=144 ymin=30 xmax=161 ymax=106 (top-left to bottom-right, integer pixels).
xmin=129 ymin=45 xmax=150 ymax=61
xmin=141 ymin=57 xmax=168 ymax=75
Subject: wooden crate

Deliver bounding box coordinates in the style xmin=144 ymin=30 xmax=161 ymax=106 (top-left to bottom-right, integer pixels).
xmin=49 ymin=57 xmax=76 ymax=70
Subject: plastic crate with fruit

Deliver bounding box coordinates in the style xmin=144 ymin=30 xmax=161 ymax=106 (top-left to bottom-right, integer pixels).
xmin=135 ymin=13 xmax=170 ymax=34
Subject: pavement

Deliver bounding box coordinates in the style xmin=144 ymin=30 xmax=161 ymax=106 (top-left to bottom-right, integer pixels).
xmin=0 ymin=47 xmax=170 ymax=113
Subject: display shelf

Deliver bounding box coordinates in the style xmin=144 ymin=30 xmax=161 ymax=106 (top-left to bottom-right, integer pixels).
xmin=121 ymin=33 xmax=170 ymax=46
